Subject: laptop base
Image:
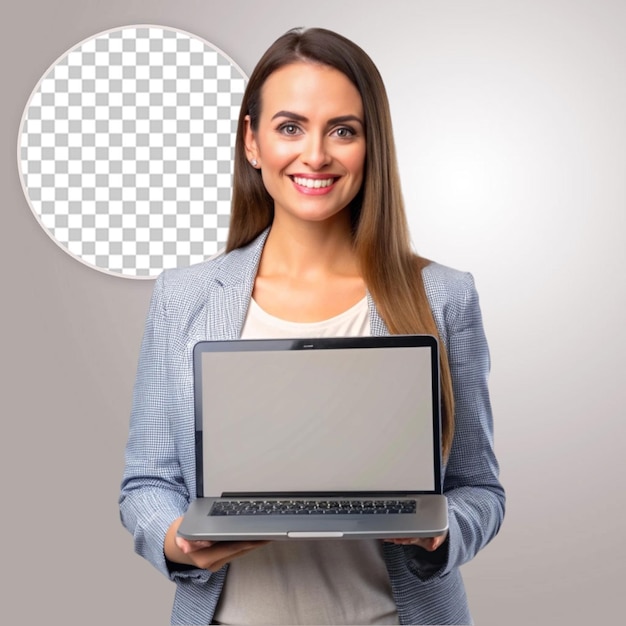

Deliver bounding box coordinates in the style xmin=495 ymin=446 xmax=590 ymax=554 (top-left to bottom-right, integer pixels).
xmin=178 ymin=494 xmax=448 ymax=541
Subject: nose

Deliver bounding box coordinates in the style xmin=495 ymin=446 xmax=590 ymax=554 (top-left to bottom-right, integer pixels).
xmin=301 ymin=134 xmax=331 ymax=170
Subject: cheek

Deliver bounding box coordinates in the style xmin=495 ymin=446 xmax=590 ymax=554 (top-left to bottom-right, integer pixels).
xmin=259 ymin=171 xmax=279 ymax=197
xmin=347 ymin=152 xmax=366 ymax=182
xmin=341 ymin=142 xmax=366 ymax=177
xmin=258 ymin=139 xmax=297 ymax=168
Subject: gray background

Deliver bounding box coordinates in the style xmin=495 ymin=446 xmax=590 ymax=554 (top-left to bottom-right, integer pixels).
xmin=2 ymin=0 xmax=624 ymax=624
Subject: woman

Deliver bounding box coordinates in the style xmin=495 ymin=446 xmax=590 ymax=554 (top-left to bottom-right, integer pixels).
xmin=120 ymin=27 xmax=505 ymax=625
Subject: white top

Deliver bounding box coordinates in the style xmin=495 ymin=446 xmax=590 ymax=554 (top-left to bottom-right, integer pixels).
xmin=213 ymin=297 xmax=399 ymax=625
xmin=241 ymin=295 xmax=371 ymax=339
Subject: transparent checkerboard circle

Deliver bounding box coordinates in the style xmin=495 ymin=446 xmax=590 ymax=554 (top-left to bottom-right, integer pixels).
xmin=18 ymin=25 xmax=247 ymax=278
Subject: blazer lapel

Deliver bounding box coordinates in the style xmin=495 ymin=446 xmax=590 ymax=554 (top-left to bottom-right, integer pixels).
xmin=206 ymin=229 xmax=270 ymax=340
xmin=367 ymin=292 xmax=390 ymax=336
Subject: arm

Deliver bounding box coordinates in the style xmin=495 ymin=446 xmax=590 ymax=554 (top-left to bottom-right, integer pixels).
xmin=119 ymin=273 xmax=209 ymax=583
xmin=404 ymin=271 xmax=506 ymax=578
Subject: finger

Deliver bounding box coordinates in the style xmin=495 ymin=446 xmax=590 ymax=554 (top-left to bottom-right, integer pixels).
xmin=175 ymin=536 xmax=214 ymax=554
xmin=383 ymin=537 xmax=438 ymax=550
xmin=193 ymin=541 xmax=270 ymax=571
xmin=421 ymin=538 xmax=438 ymax=551
xmin=415 ymin=536 xmax=444 ymax=551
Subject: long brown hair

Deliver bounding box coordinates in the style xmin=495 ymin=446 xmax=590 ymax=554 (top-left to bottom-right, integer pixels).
xmin=226 ymin=28 xmax=455 ymax=459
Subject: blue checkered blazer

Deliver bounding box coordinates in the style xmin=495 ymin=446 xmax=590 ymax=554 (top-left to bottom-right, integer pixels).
xmin=120 ymin=229 xmax=505 ymax=625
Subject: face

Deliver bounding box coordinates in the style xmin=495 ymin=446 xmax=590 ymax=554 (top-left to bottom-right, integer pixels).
xmin=245 ymin=62 xmax=366 ymax=226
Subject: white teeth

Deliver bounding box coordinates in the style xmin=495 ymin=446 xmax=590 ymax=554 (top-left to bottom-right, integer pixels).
xmin=293 ymin=176 xmax=335 ymax=189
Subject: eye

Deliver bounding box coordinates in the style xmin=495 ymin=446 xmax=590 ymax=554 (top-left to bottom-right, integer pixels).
xmin=334 ymin=126 xmax=356 ymax=138
xmin=278 ymin=123 xmax=301 ymax=136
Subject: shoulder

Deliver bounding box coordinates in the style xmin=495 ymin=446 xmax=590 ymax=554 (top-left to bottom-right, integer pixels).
xmin=421 ymin=261 xmax=484 ymax=346
xmin=155 ymin=230 xmax=269 ymax=311
xmin=422 ymin=261 xmax=478 ymax=311
xmin=159 ymin=248 xmax=226 ymax=289
xmin=153 ymin=249 xmax=226 ymax=314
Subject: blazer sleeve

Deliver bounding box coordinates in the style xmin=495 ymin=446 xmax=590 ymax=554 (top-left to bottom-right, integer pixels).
xmin=406 ymin=270 xmax=505 ymax=578
xmin=119 ymin=272 xmax=211 ymax=585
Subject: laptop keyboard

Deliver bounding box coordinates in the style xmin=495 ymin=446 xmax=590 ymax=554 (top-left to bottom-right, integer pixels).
xmin=210 ymin=499 xmax=417 ymax=516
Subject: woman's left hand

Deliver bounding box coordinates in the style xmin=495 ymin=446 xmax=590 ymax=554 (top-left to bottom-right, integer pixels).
xmin=384 ymin=531 xmax=448 ymax=552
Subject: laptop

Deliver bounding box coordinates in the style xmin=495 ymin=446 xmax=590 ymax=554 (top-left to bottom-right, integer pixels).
xmin=177 ymin=335 xmax=448 ymax=541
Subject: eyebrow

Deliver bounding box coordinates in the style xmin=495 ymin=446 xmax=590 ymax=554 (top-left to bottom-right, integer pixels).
xmin=270 ymin=110 xmax=364 ymax=127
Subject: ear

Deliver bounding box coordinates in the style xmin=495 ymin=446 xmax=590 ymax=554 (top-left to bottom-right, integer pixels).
xmin=244 ymin=115 xmax=259 ymax=165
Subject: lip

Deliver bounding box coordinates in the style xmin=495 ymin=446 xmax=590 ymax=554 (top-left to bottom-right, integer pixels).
xmin=288 ymin=174 xmax=340 ymax=195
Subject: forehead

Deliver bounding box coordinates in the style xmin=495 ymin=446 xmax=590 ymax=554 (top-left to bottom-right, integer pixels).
xmin=259 ymin=61 xmax=363 ymax=118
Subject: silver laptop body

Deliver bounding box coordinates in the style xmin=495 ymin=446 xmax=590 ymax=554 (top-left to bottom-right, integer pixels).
xmin=178 ymin=335 xmax=448 ymax=541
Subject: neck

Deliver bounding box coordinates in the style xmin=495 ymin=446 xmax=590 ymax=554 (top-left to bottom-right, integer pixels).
xmin=259 ymin=212 xmax=360 ymax=279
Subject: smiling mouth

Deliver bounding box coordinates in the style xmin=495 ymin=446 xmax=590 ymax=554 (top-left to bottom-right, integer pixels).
xmin=290 ymin=176 xmax=338 ymax=189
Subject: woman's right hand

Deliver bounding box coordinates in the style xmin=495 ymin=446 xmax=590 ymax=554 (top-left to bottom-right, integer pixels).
xmin=164 ymin=516 xmax=270 ymax=572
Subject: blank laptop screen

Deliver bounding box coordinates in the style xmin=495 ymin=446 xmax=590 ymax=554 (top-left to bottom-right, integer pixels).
xmin=199 ymin=344 xmax=437 ymax=495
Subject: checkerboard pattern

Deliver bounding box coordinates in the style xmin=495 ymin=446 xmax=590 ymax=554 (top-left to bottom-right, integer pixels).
xmin=18 ymin=26 xmax=247 ymax=278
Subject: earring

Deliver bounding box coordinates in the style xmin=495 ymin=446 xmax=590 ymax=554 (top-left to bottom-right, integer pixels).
xmin=250 ymin=159 xmax=258 ymax=167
